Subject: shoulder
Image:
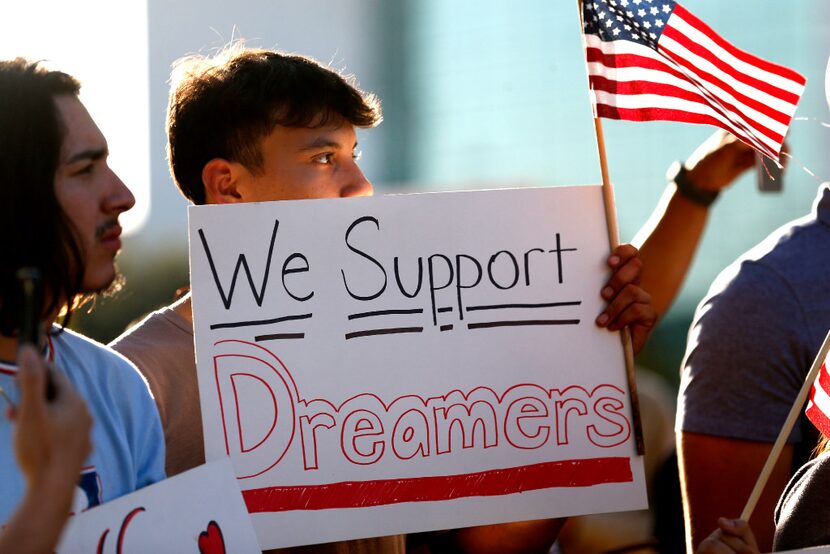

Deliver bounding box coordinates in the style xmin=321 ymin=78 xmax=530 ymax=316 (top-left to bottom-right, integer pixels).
xmin=774 ymin=452 xmax=830 ymax=549
xmin=53 ymin=327 xmax=150 ymax=391
xmin=676 ymin=218 xmax=827 ymax=441
xmin=110 ymin=304 xmax=194 ymax=380
xmin=111 ymin=305 xmax=193 ymax=352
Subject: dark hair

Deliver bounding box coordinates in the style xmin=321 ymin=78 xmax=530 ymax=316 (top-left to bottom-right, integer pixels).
xmin=167 ymin=46 xmax=382 ymax=204
xmin=0 ymin=58 xmax=84 ymax=335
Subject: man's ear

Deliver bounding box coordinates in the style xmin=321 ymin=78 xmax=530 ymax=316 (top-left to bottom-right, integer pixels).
xmin=202 ymin=158 xmax=243 ymax=204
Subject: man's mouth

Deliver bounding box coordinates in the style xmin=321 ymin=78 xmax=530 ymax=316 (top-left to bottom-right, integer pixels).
xmin=97 ymin=220 xmax=123 ymax=252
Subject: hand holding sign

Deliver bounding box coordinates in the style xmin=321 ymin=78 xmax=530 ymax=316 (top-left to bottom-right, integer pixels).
xmin=595 ymin=244 xmax=656 ymax=354
xmin=13 ymin=345 xmax=92 ymax=488
xmin=0 ymin=346 xmax=92 ymax=554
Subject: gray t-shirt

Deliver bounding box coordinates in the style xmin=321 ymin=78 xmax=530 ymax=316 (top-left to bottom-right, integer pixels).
xmin=677 ymin=185 xmax=830 ymax=453
xmin=774 ymin=452 xmax=830 ymax=550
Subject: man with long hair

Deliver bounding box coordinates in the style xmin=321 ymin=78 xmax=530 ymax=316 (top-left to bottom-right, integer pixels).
xmin=0 ymin=58 xmax=165 ymax=550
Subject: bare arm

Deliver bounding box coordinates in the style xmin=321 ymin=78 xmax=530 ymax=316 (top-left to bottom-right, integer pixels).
xmin=634 ymin=132 xmax=755 ymax=318
xmin=678 ymin=432 xmax=792 ymax=553
xmin=0 ymin=346 xmax=92 ymax=554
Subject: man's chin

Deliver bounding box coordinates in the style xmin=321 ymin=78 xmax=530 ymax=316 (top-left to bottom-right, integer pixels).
xmin=82 ymin=265 xmax=126 ymax=298
xmin=98 ymin=270 xmax=126 ymax=298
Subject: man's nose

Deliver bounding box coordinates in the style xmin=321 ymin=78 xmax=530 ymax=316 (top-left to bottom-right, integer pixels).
xmin=340 ymin=162 xmax=374 ymax=198
xmin=105 ymin=168 xmax=136 ymax=214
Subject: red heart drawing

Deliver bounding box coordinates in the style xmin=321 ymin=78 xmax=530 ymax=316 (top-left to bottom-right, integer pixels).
xmin=197 ymin=520 xmax=226 ymax=554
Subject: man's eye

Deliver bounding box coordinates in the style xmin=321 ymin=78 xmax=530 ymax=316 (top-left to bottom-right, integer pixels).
xmin=312 ymin=153 xmax=334 ymax=164
xmin=74 ymin=163 xmax=95 ymax=176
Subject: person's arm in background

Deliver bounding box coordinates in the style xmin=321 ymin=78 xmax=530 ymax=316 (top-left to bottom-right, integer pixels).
xmin=634 ymin=131 xmax=755 ymax=319
xmin=678 ymin=433 xmax=791 ymax=552
xmin=0 ymin=345 xmax=92 ymax=554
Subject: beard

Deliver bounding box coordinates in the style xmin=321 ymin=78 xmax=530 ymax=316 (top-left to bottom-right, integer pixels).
xmin=98 ymin=264 xmax=126 ymax=298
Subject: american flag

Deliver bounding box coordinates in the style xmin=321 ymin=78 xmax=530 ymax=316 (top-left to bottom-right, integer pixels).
xmin=581 ymin=0 xmax=806 ymax=161
xmin=807 ymin=354 xmax=830 ymax=438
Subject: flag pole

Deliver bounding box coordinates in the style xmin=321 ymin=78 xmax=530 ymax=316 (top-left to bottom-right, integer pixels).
xmin=740 ymin=328 xmax=830 ymax=521
xmin=577 ymin=0 xmax=644 ymax=456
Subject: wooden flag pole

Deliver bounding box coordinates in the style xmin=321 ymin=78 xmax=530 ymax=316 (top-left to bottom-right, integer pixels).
xmin=594 ymin=115 xmax=645 ymax=457
xmin=740 ymin=328 xmax=830 ymax=521
xmin=577 ymin=0 xmax=644 ymax=456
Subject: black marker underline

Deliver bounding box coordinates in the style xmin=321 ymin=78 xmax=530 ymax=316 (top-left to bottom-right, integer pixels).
xmin=467 ymin=320 xmax=580 ymax=330
xmin=345 ymin=327 xmax=424 ymax=340
xmin=466 ymin=301 xmax=581 ymax=312
xmin=348 ymin=308 xmax=424 ymax=320
xmin=210 ymin=313 xmax=312 ymax=330
xmin=255 ymin=333 xmax=306 ymax=341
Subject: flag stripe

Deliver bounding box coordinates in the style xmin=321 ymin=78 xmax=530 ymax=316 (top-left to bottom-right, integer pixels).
xmin=594 ymin=103 xmax=770 ymax=157
xmin=656 ymin=44 xmax=787 ymax=148
xmin=660 ymin=29 xmax=801 ymax=115
xmin=588 ymin=61 xmax=786 ymax=148
xmin=819 ymin=361 xmax=830 ymax=390
xmin=671 ymin=4 xmax=807 ymax=88
xmin=585 ymin=35 xmax=790 ymax=143
xmin=658 ymin=24 xmax=798 ymax=108
xmin=584 ymin=35 xmax=780 ymax=156
xmin=807 ymin=363 xmax=830 ymax=438
xmin=589 ymin=76 xmax=777 ymax=154
xmin=587 ymin=46 xmax=789 ymax=142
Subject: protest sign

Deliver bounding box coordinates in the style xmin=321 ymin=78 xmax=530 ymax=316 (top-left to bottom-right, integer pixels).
xmin=188 ymin=185 xmax=647 ymax=548
xmin=57 ymin=458 xmax=260 ymax=553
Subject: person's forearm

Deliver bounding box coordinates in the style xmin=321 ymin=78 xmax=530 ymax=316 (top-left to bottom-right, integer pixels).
xmin=0 ymin=469 xmax=78 ymax=554
xmin=634 ymin=184 xmax=710 ymax=318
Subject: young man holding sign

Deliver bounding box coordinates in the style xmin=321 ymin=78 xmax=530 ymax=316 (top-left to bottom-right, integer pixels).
xmin=0 ymin=59 xmax=166 ymax=549
xmin=112 ymin=46 xmax=656 ymax=552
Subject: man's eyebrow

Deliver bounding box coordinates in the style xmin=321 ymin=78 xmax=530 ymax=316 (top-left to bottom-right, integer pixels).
xmin=65 ymin=147 xmax=107 ymax=164
xmin=298 ymin=138 xmax=359 ymax=152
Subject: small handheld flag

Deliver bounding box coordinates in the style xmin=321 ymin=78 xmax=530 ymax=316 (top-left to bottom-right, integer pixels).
xmin=807 ymin=352 xmax=830 ymax=437
xmin=739 ymin=329 xmax=830 ymax=521
xmin=580 ymin=0 xmax=806 ymax=162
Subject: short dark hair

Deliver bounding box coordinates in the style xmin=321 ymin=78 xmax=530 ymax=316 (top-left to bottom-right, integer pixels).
xmin=0 ymin=58 xmax=84 ymax=335
xmin=167 ymin=46 xmax=383 ymax=204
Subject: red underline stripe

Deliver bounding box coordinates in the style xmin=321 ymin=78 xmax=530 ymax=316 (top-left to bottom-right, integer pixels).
xmin=242 ymin=456 xmax=633 ymax=513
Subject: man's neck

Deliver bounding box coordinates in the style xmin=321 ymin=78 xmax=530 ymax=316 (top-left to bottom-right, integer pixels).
xmin=171 ymin=293 xmax=193 ymax=325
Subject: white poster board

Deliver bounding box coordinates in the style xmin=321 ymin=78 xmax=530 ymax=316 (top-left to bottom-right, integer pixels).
xmin=188 ymin=185 xmax=647 ymax=549
xmin=57 ymin=459 xmax=260 ymax=553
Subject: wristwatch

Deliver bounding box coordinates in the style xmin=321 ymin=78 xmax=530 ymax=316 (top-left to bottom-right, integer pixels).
xmin=667 ymin=161 xmax=720 ymax=207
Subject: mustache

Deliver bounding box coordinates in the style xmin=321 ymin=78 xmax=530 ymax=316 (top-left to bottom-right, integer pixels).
xmin=95 ymin=219 xmax=119 ymax=240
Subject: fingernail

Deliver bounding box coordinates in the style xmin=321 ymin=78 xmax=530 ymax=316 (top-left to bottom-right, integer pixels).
xmin=596 ymin=314 xmax=609 ymax=326
xmin=608 ymin=255 xmax=620 ymax=266
xmin=602 ymin=287 xmax=614 ymax=299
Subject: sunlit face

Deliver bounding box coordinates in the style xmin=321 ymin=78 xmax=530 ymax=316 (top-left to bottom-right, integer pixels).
xmin=234 ymin=119 xmax=374 ymax=202
xmin=53 ymin=95 xmax=135 ymax=292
